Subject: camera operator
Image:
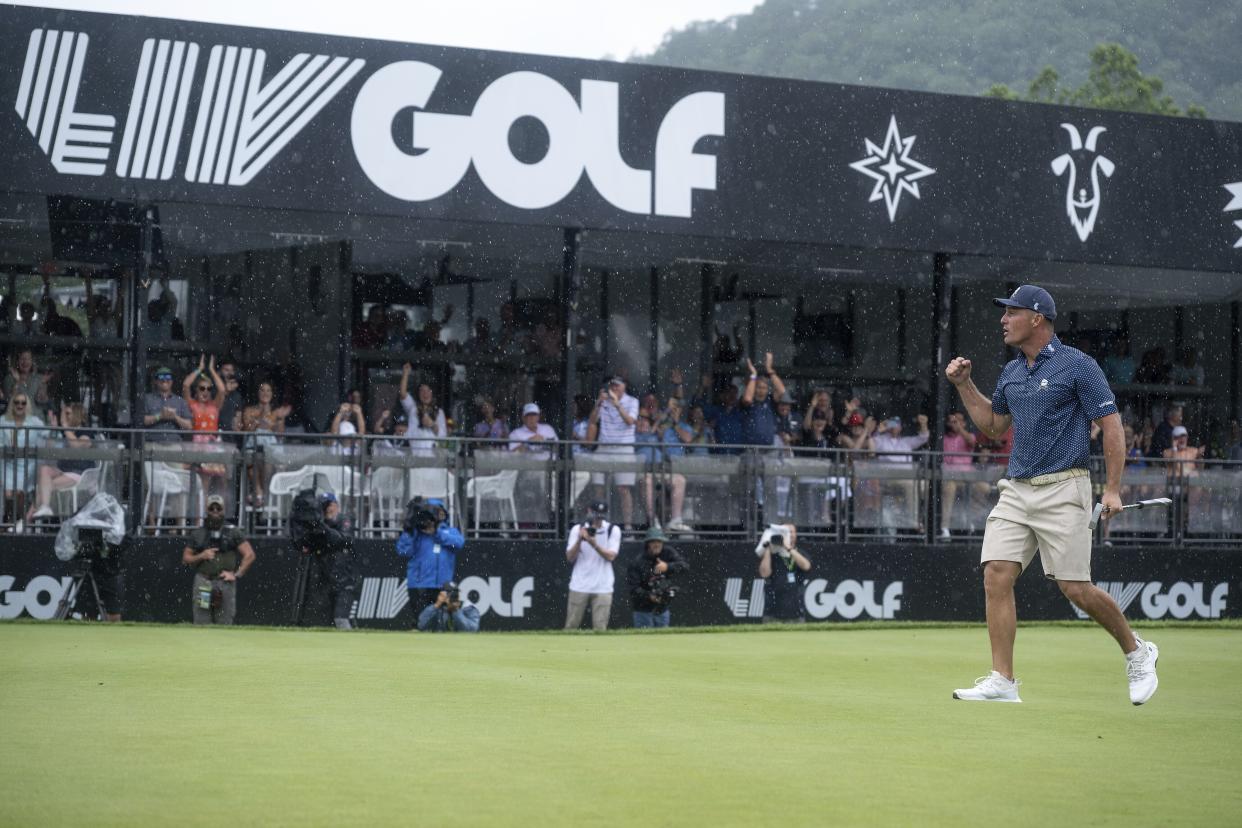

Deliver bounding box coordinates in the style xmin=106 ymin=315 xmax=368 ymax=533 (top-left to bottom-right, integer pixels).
xmin=182 ymin=494 xmax=255 ymax=625
xmin=291 ymin=490 xmax=357 ymax=629
xmin=564 ymin=500 xmax=620 ymax=631
xmin=756 ymin=523 xmax=812 ymax=623
xmin=397 ymin=496 xmax=465 ymax=623
xmin=54 ymin=493 xmax=127 ymax=622
xmin=627 ymin=526 xmax=689 ymax=628
xmin=416 ymin=580 xmax=481 ymax=633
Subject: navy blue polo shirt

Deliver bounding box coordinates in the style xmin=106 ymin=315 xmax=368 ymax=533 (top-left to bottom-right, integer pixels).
xmin=991 ymin=336 xmax=1117 ymax=479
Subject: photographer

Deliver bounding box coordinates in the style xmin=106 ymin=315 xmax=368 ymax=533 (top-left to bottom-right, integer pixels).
xmin=627 ymin=526 xmax=689 ymax=628
xmin=290 ymin=490 xmax=357 ymax=629
xmin=397 ymin=496 xmax=465 ymax=622
xmin=416 ymin=580 xmax=481 ymax=633
xmin=564 ymin=500 xmax=620 ymax=631
xmin=756 ymin=523 xmax=812 ymax=623
xmin=182 ymin=494 xmax=255 ymax=625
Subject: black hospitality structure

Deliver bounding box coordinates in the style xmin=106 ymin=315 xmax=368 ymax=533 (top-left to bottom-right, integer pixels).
xmin=0 ymin=5 xmax=1239 ymax=627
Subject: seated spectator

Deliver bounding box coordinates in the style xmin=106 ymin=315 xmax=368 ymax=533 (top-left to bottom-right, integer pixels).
xmin=1163 ymin=426 xmax=1204 ymax=479
xmin=509 ymin=402 xmax=557 ymax=459
xmin=1133 ymin=347 xmax=1170 ymax=384
xmin=1102 ymin=337 xmax=1136 ymax=384
xmin=1 ymin=393 xmax=46 ymax=526
xmin=471 ymin=396 xmax=509 ymax=444
xmin=683 ymin=404 xmax=715 ymax=454
xmin=398 ymin=363 xmax=447 ymax=455
xmin=241 ymin=381 xmax=291 ymax=506
xmin=27 ymin=402 xmax=93 ymax=522
xmin=5 ymin=349 xmax=50 ymax=413
xmin=1172 ymin=347 xmax=1205 ymax=387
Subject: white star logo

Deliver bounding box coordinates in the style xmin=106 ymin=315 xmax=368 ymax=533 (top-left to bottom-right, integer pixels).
xmin=1226 ymin=181 xmax=1242 ymax=249
xmin=849 ymin=115 xmax=936 ymax=223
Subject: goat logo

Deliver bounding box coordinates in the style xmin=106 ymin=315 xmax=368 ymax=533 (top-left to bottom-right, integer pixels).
xmin=1051 ymin=124 xmax=1114 ymax=242
xmin=1226 ymin=181 xmax=1242 ymax=249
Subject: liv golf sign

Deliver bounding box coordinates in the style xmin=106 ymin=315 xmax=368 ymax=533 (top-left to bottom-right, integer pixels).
xmin=15 ymin=27 xmax=724 ymax=217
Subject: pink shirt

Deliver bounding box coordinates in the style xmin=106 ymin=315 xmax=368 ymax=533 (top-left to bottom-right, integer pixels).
xmin=942 ymin=433 xmax=975 ymax=468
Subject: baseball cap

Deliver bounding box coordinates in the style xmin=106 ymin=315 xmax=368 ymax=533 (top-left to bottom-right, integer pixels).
xmin=318 ymin=491 xmax=338 ymax=505
xmin=777 ymin=391 xmax=795 ymax=404
xmin=522 ymin=402 xmax=540 ymax=417
xmin=588 ymin=500 xmax=608 ymax=516
xmin=883 ymin=417 xmax=902 ymax=429
xmin=154 ymin=366 xmax=174 ymax=379
xmin=337 ymin=420 xmax=357 ymax=436
xmin=608 ymin=376 xmax=626 ymax=386
xmin=206 ymin=494 xmax=225 ymax=508
xmin=1172 ymin=425 xmax=1189 ymax=438
xmin=846 ymin=413 xmax=864 ymax=427
xmin=993 ymin=284 xmax=1058 ymax=321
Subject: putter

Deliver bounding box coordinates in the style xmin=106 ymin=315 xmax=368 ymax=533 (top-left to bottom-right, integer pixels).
xmin=1089 ymin=497 xmax=1173 ymax=530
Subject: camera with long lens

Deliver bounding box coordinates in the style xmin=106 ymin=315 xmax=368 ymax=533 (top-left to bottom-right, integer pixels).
xmin=644 ymin=572 xmax=679 ymax=604
xmin=55 ymin=493 xmax=126 ymax=563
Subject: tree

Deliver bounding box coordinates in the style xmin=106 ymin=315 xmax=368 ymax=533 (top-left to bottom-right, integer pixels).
xmin=986 ymin=43 xmax=1207 ymax=118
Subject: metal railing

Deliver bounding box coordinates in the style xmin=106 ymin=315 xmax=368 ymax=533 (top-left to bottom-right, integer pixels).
xmin=1 ymin=425 xmax=1239 ymax=546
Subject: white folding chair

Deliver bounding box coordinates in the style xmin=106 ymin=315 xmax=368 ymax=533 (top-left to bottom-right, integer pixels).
xmin=465 ymin=469 xmax=519 ymax=532
xmin=409 ymin=467 xmax=457 ymax=525
xmin=262 ymin=465 xmax=317 ymax=529
xmin=52 ymin=465 xmax=103 ymax=517
xmin=143 ymin=462 xmax=194 ymax=535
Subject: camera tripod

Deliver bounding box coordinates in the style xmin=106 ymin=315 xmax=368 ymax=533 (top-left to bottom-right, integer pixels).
xmin=53 ymin=558 xmax=107 ymax=621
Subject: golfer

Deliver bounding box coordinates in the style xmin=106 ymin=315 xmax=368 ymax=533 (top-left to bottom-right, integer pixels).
xmin=944 ymin=285 xmax=1158 ymax=704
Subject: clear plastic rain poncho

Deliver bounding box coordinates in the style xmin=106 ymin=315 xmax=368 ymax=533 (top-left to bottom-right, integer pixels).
xmin=54 ymin=492 xmax=127 ymax=561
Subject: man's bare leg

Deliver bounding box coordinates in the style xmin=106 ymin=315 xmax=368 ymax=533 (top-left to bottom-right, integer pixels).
xmin=1058 ymin=580 xmax=1138 ymax=653
xmin=984 ymin=561 xmax=1022 ymax=679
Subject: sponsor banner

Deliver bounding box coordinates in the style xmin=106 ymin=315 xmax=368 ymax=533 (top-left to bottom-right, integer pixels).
xmin=1 ymin=537 xmax=1238 ymax=629
xmin=1 ymin=6 xmax=1240 ymax=272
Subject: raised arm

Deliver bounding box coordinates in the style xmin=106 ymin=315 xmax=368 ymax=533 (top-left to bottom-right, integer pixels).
xmin=741 ymin=358 xmax=758 ymax=406
xmin=944 ymin=357 xmax=1012 ymax=440
xmin=207 ymin=356 xmax=227 ymax=408
xmin=765 ymin=352 xmax=787 ymax=402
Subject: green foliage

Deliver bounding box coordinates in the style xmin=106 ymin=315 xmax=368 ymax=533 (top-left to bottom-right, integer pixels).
xmin=987 ymin=44 xmax=1206 ymax=117
xmin=639 ymin=0 xmax=1234 ymax=122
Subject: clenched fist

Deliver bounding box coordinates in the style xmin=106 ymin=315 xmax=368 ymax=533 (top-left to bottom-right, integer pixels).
xmin=945 ymin=357 xmax=973 ymax=387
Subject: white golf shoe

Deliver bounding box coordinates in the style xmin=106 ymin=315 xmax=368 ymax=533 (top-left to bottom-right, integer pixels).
xmin=1127 ymin=638 xmax=1159 ymax=705
xmin=953 ymin=671 xmax=1022 ymax=703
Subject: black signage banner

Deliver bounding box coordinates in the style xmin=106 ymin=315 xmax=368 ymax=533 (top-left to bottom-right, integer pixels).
xmin=1 ymin=5 xmax=1241 ymax=272
xmin=1 ymin=536 xmax=1235 ymax=628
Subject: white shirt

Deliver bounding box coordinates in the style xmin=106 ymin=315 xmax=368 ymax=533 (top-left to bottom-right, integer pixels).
xmin=872 ymin=432 xmax=928 ymax=464
xmin=566 ymin=520 xmax=619 ymax=594
xmin=598 ymin=393 xmax=638 ymax=445
xmin=509 ymin=423 xmax=558 ymax=458
xmin=400 ymin=394 xmax=447 ymax=456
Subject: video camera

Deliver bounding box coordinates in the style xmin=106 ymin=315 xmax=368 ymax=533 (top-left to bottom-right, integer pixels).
xmin=403 ymin=497 xmax=438 ymax=534
xmin=644 ymin=572 xmax=679 ymax=604
xmin=55 ymin=493 xmax=127 ymax=562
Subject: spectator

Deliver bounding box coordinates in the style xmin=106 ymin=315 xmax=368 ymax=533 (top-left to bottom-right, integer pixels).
xmin=353 ymin=304 xmax=387 ymax=350
xmin=711 ymin=382 xmax=745 ymax=452
xmin=940 ymin=411 xmax=987 ymax=540
xmin=26 ymin=402 xmax=93 ymax=522
xmin=399 ymin=363 xmax=447 ymax=455
xmin=181 ymin=494 xmax=256 ymax=625
xmin=397 ymin=497 xmax=466 ymax=622
xmin=564 ymin=501 xmax=620 ymax=631
xmin=627 ymin=526 xmax=689 ymax=628
xmin=145 ymin=276 xmax=179 ymax=343
xmin=383 ymin=309 xmax=414 ymax=352
xmin=467 ymin=317 xmax=495 ymax=354
xmin=509 ymin=402 xmax=557 ymax=459
xmin=756 ymin=523 xmax=812 ymax=623
xmin=836 ymin=412 xmax=876 ymax=452
xmin=975 ymin=425 xmax=1013 ymax=466
xmin=1172 ymin=347 xmax=1205 ymax=387
xmin=240 ymin=381 xmax=291 ymax=507
xmin=802 ymin=389 xmax=835 ymax=446
xmin=1133 ymin=347 xmax=1170 ymax=384
xmin=775 ymin=391 xmax=801 ymax=448
xmin=872 ymin=415 xmax=929 ymax=529
xmin=740 ymin=353 xmax=788 ymax=448
xmin=329 ymin=400 xmax=366 ymax=456
xmin=471 ymin=396 xmax=510 ymax=444
xmin=5 ymin=349 xmax=50 ymax=412
xmin=570 ymin=393 xmax=596 ymax=454
xmin=1124 ymin=423 xmax=1148 ymax=466
xmin=591 ymin=375 xmax=639 ymax=529
xmin=804 ymin=405 xmax=849 ymax=524
xmin=684 ymin=404 xmax=715 ymax=454
xmin=141 ymin=366 xmax=192 ymax=442
xmin=652 ymin=398 xmax=692 ymax=532
xmin=1163 ymin=425 xmax=1204 ymax=480
xmin=1149 ymin=405 xmax=1184 ymax=459
xmin=1102 ymin=337 xmax=1136 ymax=384
xmin=417 ymin=581 xmax=481 ymax=633
xmin=216 ymin=360 xmax=245 ymax=435
xmin=371 ymin=408 xmax=410 ymax=455
xmin=1 ymin=393 xmax=47 ymax=527
xmin=182 ymin=355 xmax=227 ymax=442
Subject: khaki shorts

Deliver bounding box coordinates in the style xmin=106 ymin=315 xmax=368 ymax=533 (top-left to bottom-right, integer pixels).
xmin=980 ymin=475 xmax=1093 ymax=582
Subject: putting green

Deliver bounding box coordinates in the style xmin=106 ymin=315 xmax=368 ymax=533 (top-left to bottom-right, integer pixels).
xmin=1 ymin=622 xmax=1239 ymax=827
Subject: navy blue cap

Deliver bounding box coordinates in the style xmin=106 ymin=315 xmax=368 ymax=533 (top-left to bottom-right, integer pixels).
xmin=993 ymin=285 xmax=1057 ymax=321
xmin=318 ymin=491 xmax=338 ymax=505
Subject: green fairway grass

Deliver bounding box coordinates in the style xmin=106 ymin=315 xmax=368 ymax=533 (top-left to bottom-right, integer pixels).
xmin=2 ymin=623 xmax=1239 ymax=827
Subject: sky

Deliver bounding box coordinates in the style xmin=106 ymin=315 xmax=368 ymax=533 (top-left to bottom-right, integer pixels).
xmin=7 ymin=0 xmax=761 ymax=60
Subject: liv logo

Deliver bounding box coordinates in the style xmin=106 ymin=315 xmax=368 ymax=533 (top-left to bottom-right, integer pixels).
xmin=1225 ymin=181 xmax=1242 ymax=248
xmin=14 ymin=27 xmax=363 ymax=184
xmin=724 ymin=578 xmax=765 ymax=618
xmin=1051 ymin=124 xmax=1115 ymax=242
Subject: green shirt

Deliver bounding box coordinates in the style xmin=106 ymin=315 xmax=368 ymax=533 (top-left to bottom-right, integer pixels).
xmin=187 ymin=526 xmax=247 ymax=578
